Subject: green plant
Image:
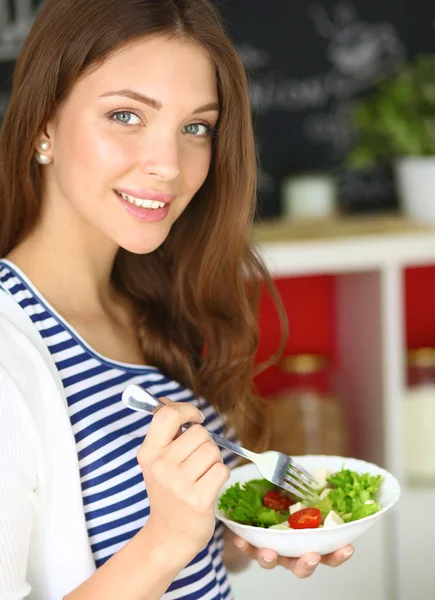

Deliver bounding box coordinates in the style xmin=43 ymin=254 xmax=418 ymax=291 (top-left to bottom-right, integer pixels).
xmin=348 ymin=54 xmax=435 ymax=169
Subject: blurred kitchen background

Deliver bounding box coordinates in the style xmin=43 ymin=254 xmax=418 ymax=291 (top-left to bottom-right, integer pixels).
xmin=1 ymin=1 xmax=435 ymax=599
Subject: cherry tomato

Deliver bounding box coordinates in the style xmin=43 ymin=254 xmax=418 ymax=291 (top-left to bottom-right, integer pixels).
xmin=288 ymin=507 xmax=322 ymax=529
xmin=263 ymin=490 xmax=292 ymax=512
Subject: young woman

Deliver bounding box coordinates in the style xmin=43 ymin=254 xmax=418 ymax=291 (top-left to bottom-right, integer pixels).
xmin=0 ymin=0 xmax=353 ymax=598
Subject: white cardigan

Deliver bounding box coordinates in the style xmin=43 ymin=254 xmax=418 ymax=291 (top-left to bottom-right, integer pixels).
xmin=0 ymin=288 xmax=95 ymax=599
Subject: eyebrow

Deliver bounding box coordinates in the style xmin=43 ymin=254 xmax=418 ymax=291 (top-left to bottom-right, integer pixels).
xmin=99 ymin=89 xmax=219 ymax=114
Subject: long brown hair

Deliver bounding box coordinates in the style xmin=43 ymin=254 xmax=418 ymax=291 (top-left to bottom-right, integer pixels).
xmin=0 ymin=0 xmax=286 ymax=450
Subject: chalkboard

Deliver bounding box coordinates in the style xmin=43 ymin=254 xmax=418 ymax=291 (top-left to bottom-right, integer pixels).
xmin=0 ymin=1 xmax=434 ymax=219
xmin=219 ymin=0 xmax=435 ymax=218
xmin=0 ymin=1 xmax=42 ymax=118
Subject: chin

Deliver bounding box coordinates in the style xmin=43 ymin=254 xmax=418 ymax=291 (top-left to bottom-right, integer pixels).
xmin=117 ymin=233 xmax=168 ymax=256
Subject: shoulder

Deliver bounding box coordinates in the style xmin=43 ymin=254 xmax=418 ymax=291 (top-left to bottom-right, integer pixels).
xmin=0 ymin=284 xmax=29 ymax=331
xmin=0 ymin=290 xmax=43 ymax=443
xmin=0 ymin=288 xmax=41 ymax=371
xmin=0 ymin=291 xmax=49 ymax=484
xmin=0 ymin=287 xmax=61 ymax=447
xmin=0 ymin=286 xmax=60 ymax=377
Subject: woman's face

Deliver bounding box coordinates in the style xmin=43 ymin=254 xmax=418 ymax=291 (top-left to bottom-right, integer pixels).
xmin=42 ymin=36 xmax=219 ymax=254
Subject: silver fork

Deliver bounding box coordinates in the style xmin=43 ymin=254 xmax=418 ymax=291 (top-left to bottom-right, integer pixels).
xmin=122 ymin=384 xmax=318 ymax=502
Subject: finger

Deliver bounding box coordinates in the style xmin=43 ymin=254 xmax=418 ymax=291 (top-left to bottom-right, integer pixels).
xmin=182 ymin=439 xmax=223 ymax=482
xmin=233 ymin=541 xmax=279 ymax=570
xmin=165 ymin=424 xmax=212 ymax=464
xmin=257 ymin=548 xmax=279 ymax=570
xmin=155 ymin=397 xmax=183 ymax=440
xmin=194 ymin=461 xmax=231 ymax=499
xmin=321 ymin=545 xmax=354 ymax=567
xmin=144 ymin=401 xmax=205 ymax=449
xmin=233 ymin=537 xmax=256 ymax=558
xmin=233 ymin=537 xmax=260 ymax=564
xmin=233 ymin=537 xmax=248 ymax=551
xmin=278 ymin=553 xmax=321 ymax=578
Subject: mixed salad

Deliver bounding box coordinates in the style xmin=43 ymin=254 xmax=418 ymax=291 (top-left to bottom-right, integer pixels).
xmin=218 ymin=467 xmax=383 ymax=530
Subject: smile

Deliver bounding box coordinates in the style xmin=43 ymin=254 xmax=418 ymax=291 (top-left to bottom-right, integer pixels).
xmin=115 ymin=190 xmax=166 ymax=209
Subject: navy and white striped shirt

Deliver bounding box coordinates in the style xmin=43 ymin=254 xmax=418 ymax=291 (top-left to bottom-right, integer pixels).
xmin=0 ymin=259 xmax=237 ymax=600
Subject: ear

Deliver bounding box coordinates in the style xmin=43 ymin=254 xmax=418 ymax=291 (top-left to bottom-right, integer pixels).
xmin=34 ymin=123 xmax=55 ymax=160
xmin=44 ymin=120 xmax=56 ymax=146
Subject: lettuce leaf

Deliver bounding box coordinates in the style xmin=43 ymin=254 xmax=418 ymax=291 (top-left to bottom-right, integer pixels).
xmin=348 ymin=501 xmax=380 ymax=522
xmin=326 ymin=469 xmax=382 ymax=522
xmin=256 ymin=509 xmax=290 ymax=526
xmin=218 ymin=479 xmax=288 ymax=527
xmin=310 ymin=494 xmax=334 ymax=519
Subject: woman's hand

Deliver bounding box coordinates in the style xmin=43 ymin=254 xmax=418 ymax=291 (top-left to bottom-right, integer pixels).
xmin=226 ymin=530 xmax=354 ymax=578
xmin=138 ymin=399 xmax=231 ymax=562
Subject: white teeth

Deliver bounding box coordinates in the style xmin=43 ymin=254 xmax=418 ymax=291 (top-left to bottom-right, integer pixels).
xmin=118 ymin=191 xmax=165 ymax=209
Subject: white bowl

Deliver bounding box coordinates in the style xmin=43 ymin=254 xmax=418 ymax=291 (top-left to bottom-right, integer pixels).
xmin=215 ymin=455 xmax=401 ymax=557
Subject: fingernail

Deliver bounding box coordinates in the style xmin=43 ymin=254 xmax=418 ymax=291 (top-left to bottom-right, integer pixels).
xmin=262 ymin=550 xmax=275 ymax=563
xmin=262 ymin=555 xmax=274 ymax=563
xmin=342 ymin=549 xmax=354 ymax=559
xmin=199 ymin=411 xmax=205 ymax=423
xmin=234 ymin=538 xmax=247 ymax=550
xmin=307 ymin=560 xmax=320 ymax=568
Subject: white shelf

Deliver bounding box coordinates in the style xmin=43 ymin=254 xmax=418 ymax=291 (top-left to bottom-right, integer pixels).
xmin=241 ymin=215 xmax=435 ymax=600
xmin=396 ymin=487 xmax=435 ymax=599
xmin=256 ymin=223 xmax=435 ymax=276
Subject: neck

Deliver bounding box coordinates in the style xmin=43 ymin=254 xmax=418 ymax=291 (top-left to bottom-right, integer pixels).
xmin=6 ymin=196 xmax=121 ymax=317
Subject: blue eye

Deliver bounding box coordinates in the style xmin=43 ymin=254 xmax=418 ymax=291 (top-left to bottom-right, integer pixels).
xmin=184 ymin=122 xmax=213 ymax=137
xmin=111 ymin=111 xmax=141 ymax=125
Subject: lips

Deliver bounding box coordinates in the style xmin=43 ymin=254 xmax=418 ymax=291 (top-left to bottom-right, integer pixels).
xmin=115 ymin=188 xmax=176 ymax=203
xmin=114 ymin=189 xmax=170 ymax=222
xmin=115 ymin=190 xmax=165 ymax=209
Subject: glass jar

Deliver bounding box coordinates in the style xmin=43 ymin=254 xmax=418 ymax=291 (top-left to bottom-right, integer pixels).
xmin=281 ymin=173 xmax=338 ymax=220
xmin=404 ymin=348 xmax=435 ymax=484
xmin=267 ymin=354 xmax=347 ymax=456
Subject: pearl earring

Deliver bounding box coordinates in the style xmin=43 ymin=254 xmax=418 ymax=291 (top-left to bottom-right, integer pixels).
xmin=35 ymin=140 xmax=53 ymax=165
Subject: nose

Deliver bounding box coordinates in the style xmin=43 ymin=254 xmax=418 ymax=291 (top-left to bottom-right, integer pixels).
xmin=139 ymin=130 xmax=181 ymax=182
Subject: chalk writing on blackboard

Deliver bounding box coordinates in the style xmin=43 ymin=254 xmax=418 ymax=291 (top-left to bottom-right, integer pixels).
xmin=237 ymin=43 xmax=271 ymax=71
xmin=237 ymin=2 xmax=406 ymax=204
xmin=0 ymin=0 xmax=42 ymax=61
xmin=246 ymin=3 xmax=405 ymax=117
xmin=304 ymin=102 xmax=354 ymax=156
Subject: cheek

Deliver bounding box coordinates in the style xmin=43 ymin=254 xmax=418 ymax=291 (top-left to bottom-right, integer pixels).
xmin=183 ymin=146 xmax=212 ymax=192
xmin=57 ymin=119 xmax=132 ymax=183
